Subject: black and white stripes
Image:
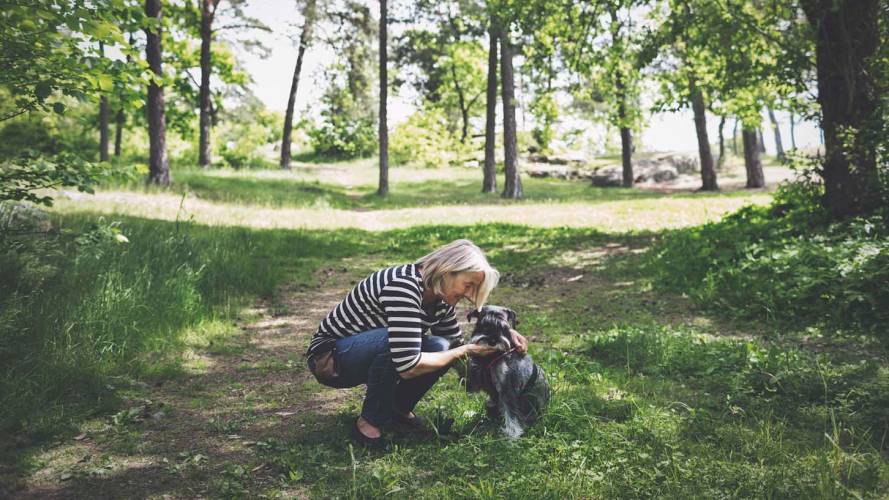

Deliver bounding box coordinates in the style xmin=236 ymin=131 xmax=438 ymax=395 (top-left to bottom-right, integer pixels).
xmin=307 ymin=264 xmax=462 ymax=373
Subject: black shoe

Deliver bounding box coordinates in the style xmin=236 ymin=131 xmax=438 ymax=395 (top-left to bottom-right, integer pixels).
xmin=350 ymin=419 xmax=387 ymax=450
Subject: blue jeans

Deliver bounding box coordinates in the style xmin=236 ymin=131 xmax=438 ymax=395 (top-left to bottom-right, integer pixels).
xmin=316 ymin=328 xmax=451 ymax=428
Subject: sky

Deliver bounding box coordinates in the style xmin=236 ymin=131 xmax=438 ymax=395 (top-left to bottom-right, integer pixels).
xmin=237 ymin=1 xmax=822 ymax=156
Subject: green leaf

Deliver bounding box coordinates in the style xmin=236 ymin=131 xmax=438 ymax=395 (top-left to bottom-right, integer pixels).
xmin=35 ymin=81 xmax=53 ymax=100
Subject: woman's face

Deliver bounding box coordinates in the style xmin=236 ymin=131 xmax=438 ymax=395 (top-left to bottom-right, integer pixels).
xmin=442 ymin=271 xmax=485 ymax=307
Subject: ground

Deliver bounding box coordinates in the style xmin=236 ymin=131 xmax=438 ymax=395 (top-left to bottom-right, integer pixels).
xmin=4 ymin=159 xmax=887 ymax=498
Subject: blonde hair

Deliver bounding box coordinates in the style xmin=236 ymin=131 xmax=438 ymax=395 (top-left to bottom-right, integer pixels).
xmin=415 ymin=239 xmax=499 ymax=310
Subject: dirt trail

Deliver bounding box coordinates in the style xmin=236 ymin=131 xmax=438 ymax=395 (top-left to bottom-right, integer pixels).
xmin=12 ymin=260 xmax=380 ymax=499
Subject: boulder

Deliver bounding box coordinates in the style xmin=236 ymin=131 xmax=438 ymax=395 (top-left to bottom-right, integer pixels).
xmin=591 ymin=165 xmax=623 ymax=187
xmin=0 ymin=202 xmax=52 ymax=233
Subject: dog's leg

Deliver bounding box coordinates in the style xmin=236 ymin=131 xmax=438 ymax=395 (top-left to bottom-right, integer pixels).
xmin=493 ymin=364 xmax=525 ymax=439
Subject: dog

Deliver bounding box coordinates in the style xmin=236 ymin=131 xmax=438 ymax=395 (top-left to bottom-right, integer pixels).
xmin=465 ymin=305 xmax=550 ymax=438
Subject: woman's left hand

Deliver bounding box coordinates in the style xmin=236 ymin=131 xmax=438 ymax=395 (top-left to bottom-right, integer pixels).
xmin=509 ymin=329 xmax=528 ymax=354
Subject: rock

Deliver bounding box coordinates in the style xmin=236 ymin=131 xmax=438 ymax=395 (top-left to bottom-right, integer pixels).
xmin=0 ymin=202 xmax=52 ymax=232
xmin=652 ymin=165 xmax=679 ymax=182
xmin=591 ymin=165 xmax=623 ymax=187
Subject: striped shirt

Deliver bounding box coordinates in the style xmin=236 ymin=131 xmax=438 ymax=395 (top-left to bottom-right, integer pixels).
xmin=307 ymin=264 xmax=462 ymax=373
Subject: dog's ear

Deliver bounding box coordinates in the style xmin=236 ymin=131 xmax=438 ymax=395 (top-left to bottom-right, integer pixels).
xmin=466 ymin=309 xmax=480 ymax=322
xmin=506 ymin=308 xmax=518 ymax=327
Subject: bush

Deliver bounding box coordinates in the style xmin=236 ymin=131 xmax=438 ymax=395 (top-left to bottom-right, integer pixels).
xmin=390 ymin=108 xmax=465 ymax=168
xmin=645 ymin=178 xmax=889 ymax=335
xmin=308 ymin=87 xmax=376 ymax=159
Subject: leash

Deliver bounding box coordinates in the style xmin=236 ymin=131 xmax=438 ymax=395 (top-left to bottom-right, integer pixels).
xmin=484 ymin=347 xmax=517 ymax=370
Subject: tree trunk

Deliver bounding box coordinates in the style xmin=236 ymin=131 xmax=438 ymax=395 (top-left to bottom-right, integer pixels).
xmin=742 ymin=128 xmax=765 ymax=188
xmin=281 ymin=0 xmax=315 ymax=169
xmin=689 ymin=77 xmax=717 ymax=190
xmin=717 ymin=114 xmax=726 ymax=169
xmin=198 ymin=0 xmax=216 ymax=168
xmin=145 ymin=0 xmax=169 ymax=185
xmin=482 ymin=19 xmax=498 ymax=194
xmin=801 ymin=0 xmax=880 ymax=217
xmin=789 ymin=111 xmax=797 ymax=149
xmin=615 ymin=73 xmax=633 ymax=187
xmin=114 ymin=107 xmax=124 ymax=157
xmin=757 ymin=128 xmax=766 ymax=153
xmin=500 ymin=28 xmax=522 ymax=199
xmin=731 ymin=118 xmax=738 ymax=156
xmin=98 ymin=43 xmax=110 ymax=162
xmin=767 ymin=107 xmax=784 ymax=161
xmin=377 ymin=0 xmax=389 ymax=196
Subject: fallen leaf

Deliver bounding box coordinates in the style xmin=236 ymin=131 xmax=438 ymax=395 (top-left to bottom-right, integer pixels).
xmin=566 ymin=275 xmax=584 ymax=282
xmin=274 ymin=411 xmax=297 ymax=417
xmin=251 ymin=463 xmax=265 ymax=473
xmin=73 ymin=433 xmax=87 ymax=441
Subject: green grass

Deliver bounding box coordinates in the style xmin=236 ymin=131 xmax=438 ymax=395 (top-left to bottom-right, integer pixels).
xmin=4 ymin=164 xmax=888 ymax=498
xmin=106 ymin=165 xmax=764 ymax=211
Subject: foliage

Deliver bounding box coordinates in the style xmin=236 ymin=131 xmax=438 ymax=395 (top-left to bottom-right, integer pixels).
xmin=0 ymin=0 xmax=128 ymax=121
xmin=308 ymin=84 xmax=377 ymax=159
xmin=646 ymin=174 xmax=889 ymax=335
xmin=390 ymin=108 xmax=465 ymax=168
xmin=0 ymin=153 xmax=107 ymax=207
xmin=213 ymin=98 xmax=281 ymax=169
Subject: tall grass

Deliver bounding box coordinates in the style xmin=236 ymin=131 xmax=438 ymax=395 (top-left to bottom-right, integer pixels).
xmin=0 ymin=213 xmax=366 ymax=437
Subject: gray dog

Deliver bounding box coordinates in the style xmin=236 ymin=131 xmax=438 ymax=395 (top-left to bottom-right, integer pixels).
xmin=465 ymin=305 xmax=550 ymax=438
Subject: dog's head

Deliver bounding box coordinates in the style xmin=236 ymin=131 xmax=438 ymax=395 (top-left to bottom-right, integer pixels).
xmin=467 ymin=305 xmax=517 ymax=352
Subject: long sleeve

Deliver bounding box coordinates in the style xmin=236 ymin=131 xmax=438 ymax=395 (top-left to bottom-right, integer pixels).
xmin=432 ymin=304 xmax=463 ymax=347
xmin=379 ymin=276 xmax=424 ymax=373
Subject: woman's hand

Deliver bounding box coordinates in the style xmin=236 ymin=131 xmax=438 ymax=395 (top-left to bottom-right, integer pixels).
xmin=509 ymin=329 xmax=528 ymax=354
xmin=462 ymin=343 xmax=499 ymax=358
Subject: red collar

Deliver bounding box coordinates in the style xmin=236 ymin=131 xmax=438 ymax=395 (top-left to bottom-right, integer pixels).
xmin=484 ymin=347 xmax=517 ymax=370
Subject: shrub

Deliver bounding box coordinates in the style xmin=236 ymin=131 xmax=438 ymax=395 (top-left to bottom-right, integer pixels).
xmin=308 ymin=87 xmax=376 ymax=159
xmin=645 ymin=179 xmax=889 ymax=336
xmin=390 ymin=108 xmax=464 ymax=168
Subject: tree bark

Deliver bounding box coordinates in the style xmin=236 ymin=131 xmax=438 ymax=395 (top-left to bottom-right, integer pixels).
xmin=689 ymin=77 xmax=717 ymax=190
xmin=789 ymin=111 xmax=797 ymax=150
xmin=198 ymin=0 xmax=216 ymax=168
xmin=482 ymin=19 xmax=498 ymax=194
xmin=615 ymin=72 xmax=633 ymax=188
xmin=757 ymin=128 xmax=766 ymax=153
xmin=377 ymin=0 xmax=389 ymax=196
xmin=98 ymin=43 xmax=110 ymax=162
xmin=731 ymin=118 xmax=738 ymax=156
xmin=717 ymin=114 xmax=726 ymax=169
xmin=801 ymin=0 xmax=880 ymax=217
xmin=145 ymin=0 xmax=170 ymax=185
xmin=742 ymin=128 xmax=765 ymax=188
xmin=280 ymin=0 xmax=315 ymax=169
xmin=500 ymin=27 xmax=522 ymax=199
xmin=114 ymin=107 xmax=124 ymax=157
xmin=767 ymin=107 xmax=784 ymax=161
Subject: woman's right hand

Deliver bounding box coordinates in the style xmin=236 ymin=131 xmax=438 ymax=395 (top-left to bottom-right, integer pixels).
xmin=462 ymin=343 xmax=499 ymax=358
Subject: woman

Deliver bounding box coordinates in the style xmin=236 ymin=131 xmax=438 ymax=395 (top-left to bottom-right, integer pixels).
xmin=305 ymin=239 xmax=528 ymax=448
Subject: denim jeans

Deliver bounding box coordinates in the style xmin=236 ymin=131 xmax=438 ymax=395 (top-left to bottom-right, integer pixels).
xmin=318 ymin=328 xmax=451 ymax=428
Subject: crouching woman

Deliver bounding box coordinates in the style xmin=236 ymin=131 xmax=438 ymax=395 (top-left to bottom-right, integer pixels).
xmin=305 ymin=239 xmax=525 ymax=448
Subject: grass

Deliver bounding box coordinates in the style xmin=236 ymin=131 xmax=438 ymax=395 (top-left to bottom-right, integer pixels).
xmin=3 ymin=161 xmax=887 ymax=498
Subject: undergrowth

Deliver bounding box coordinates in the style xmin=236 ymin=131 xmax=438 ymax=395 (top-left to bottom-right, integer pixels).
xmin=645 ymin=180 xmax=889 ymax=336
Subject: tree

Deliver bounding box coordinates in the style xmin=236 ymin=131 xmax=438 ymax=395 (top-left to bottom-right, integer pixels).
xmin=281 ymin=0 xmax=318 ymax=169
xmin=145 ymin=0 xmax=170 ymax=185
xmin=482 ymin=16 xmax=498 ymax=194
xmin=195 ymin=0 xmax=266 ymax=168
xmin=742 ymin=128 xmax=764 ymax=188
xmin=767 ymin=107 xmax=784 ymax=161
xmin=801 ymin=0 xmax=882 ymax=217
xmin=377 ymin=0 xmax=389 ymax=196
xmin=500 ymin=24 xmax=522 ymax=199
xmin=98 ymin=45 xmax=111 ymax=163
